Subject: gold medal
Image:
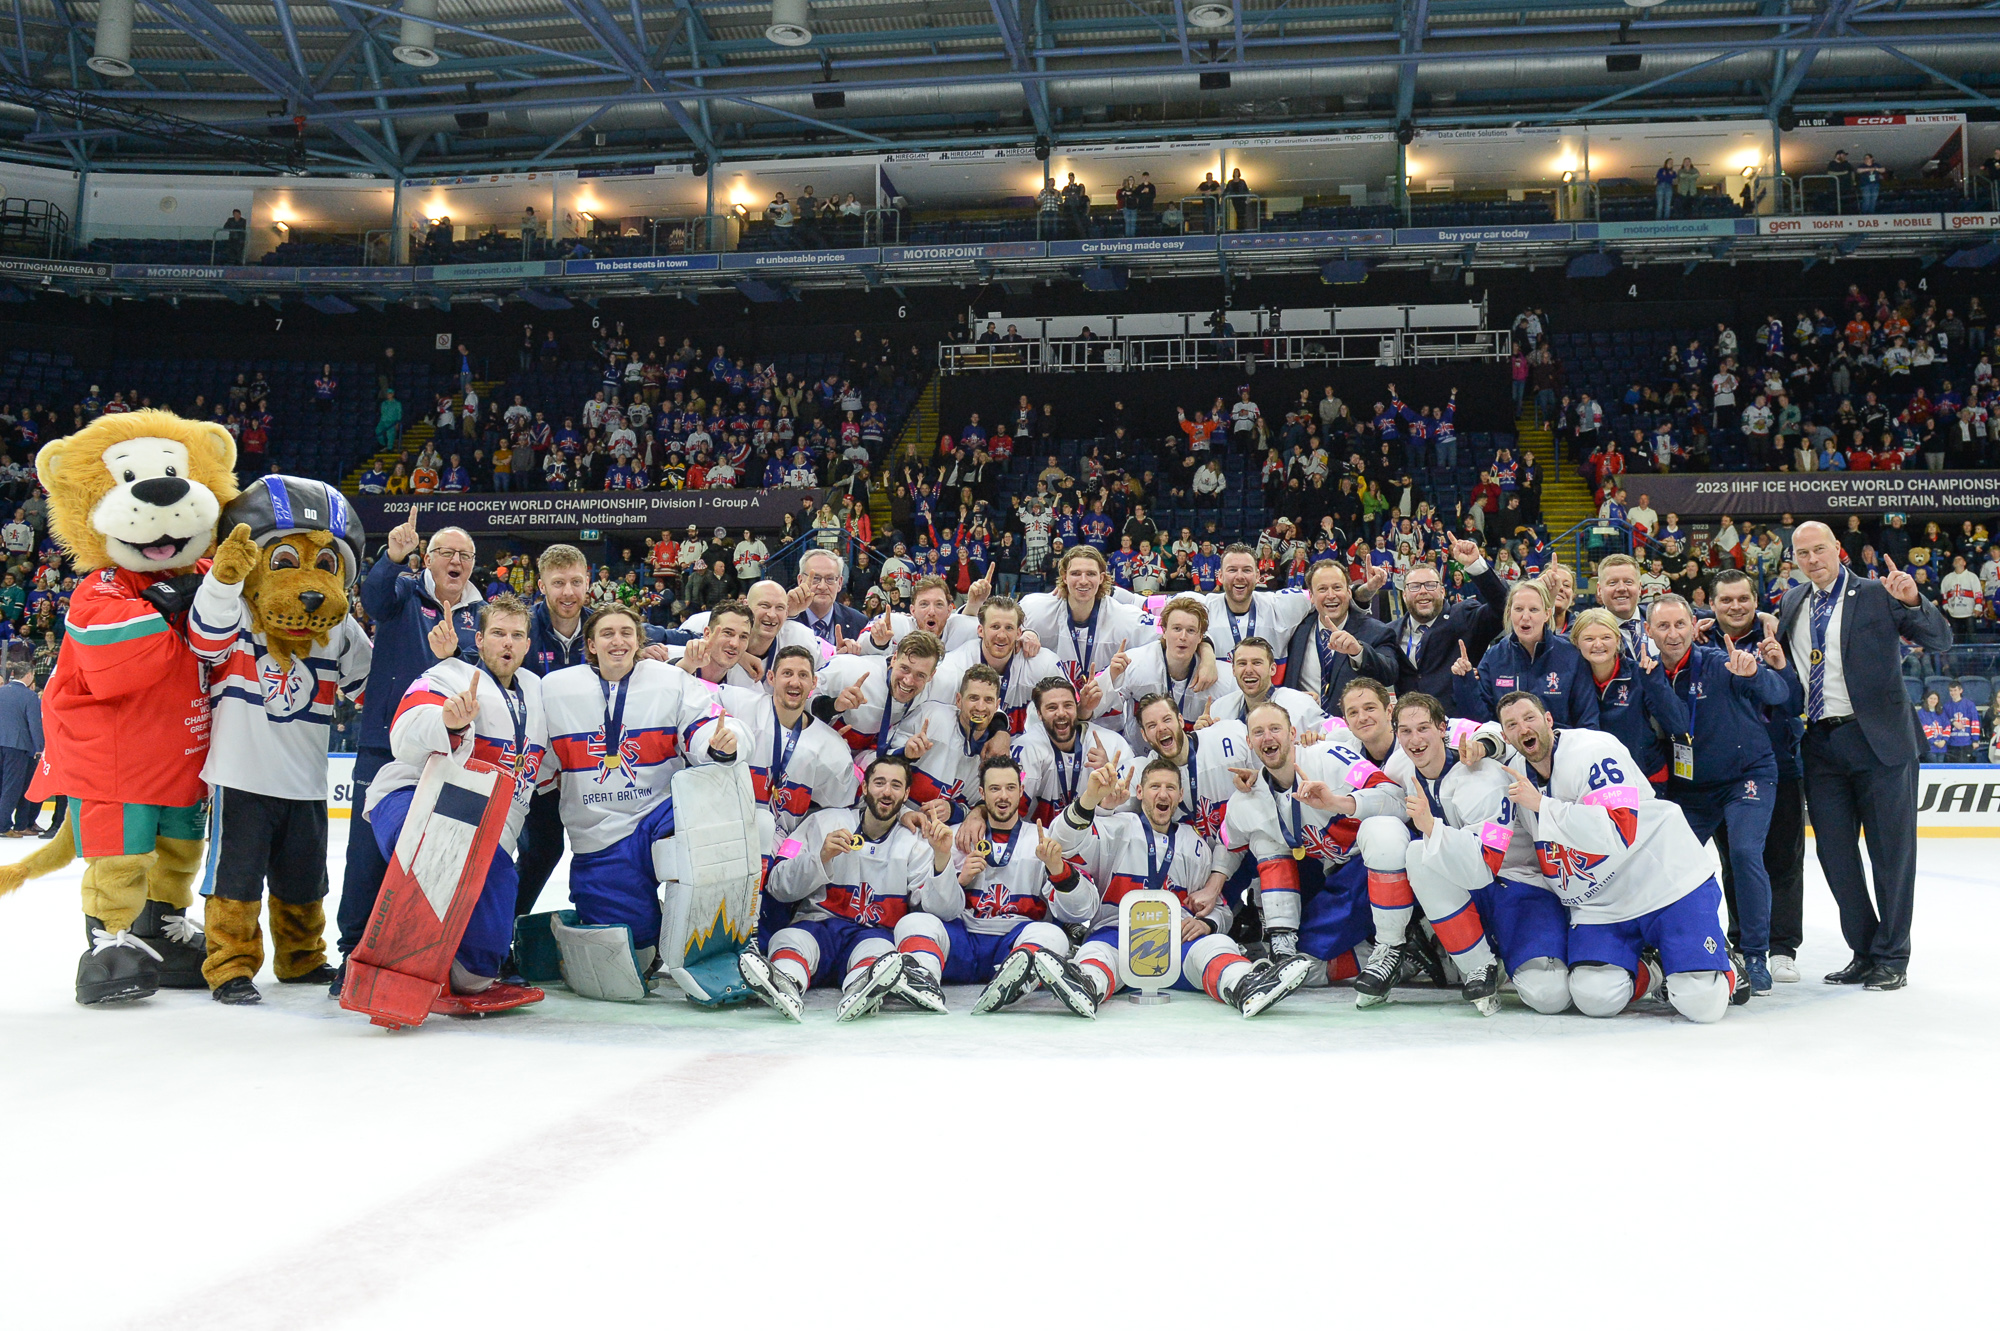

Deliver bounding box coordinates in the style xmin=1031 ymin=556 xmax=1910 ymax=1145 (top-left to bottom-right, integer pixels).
xmin=1291 ymin=846 xmax=1307 ymax=860
xmin=975 ymin=838 xmax=993 ymax=856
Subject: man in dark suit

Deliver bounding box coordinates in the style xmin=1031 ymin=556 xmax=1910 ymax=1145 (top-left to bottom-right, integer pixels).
xmin=1285 ymin=558 xmax=1398 ymax=720
xmin=1382 ymin=533 xmax=1508 ymax=699
xmin=0 ymin=665 xmax=44 ymax=835
xmin=793 ymin=547 xmax=869 ymax=644
xmin=1779 ymin=522 xmax=1950 ymax=990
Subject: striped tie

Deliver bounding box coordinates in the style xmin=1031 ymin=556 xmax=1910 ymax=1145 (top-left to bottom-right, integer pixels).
xmin=1807 ymin=583 xmax=1837 ymax=721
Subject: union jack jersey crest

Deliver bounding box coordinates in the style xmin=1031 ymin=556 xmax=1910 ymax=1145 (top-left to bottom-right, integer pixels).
xmin=1535 ymin=839 xmax=1609 ymax=890
xmin=585 ymin=729 xmax=643 ymax=784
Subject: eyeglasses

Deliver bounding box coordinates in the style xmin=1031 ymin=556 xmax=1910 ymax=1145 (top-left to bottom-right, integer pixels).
xmin=430 ymin=548 xmax=476 ymax=564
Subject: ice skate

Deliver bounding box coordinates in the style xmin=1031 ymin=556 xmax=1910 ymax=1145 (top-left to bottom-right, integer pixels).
xmin=1265 ymin=927 xmax=1299 ymax=963
xmin=1031 ymin=948 xmax=1098 ymax=1018
xmin=835 ymin=951 xmax=902 ymax=1023
xmin=75 ymin=919 xmax=161 ymax=1006
xmin=1231 ymin=956 xmax=1315 ymax=1018
xmin=1352 ymin=940 xmax=1408 ymax=1008
xmin=737 ymin=945 xmax=805 ymax=1022
xmin=1461 ymin=962 xmax=1502 ymax=1017
xmin=891 ymin=959 xmax=949 ymax=1014
xmin=971 ymin=947 xmax=1035 ymax=1014
xmin=1728 ymin=950 xmax=1752 ymax=1007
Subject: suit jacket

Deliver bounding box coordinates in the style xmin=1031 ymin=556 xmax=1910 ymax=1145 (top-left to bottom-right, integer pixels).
xmin=1777 ymin=573 xmax=1950 ymax=766
xmin=1286 ymin=610 xmax=1399 ymax=717
xmin=0 ymin=680 xmax=41 ymax=752
xmin=795 ymin=602 xmax=870 ymax=645
xmin=1382 ymin=560 xmax=1509 ymax=700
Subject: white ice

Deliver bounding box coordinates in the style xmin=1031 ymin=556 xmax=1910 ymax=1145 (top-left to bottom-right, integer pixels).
xmin=0 ymin=827 xmax=1991 ymax=1330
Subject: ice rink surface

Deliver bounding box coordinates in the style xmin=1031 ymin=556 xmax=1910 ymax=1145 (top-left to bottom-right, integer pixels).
xmin=0 ymin=826 xmax=1992 ymax=1329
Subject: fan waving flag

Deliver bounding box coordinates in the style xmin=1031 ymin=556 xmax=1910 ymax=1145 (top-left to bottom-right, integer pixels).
xmin=341 ymin=755 xmax=517 ymax=1029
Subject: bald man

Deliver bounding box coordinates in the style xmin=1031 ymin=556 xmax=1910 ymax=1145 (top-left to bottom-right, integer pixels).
xmin=1776 ymin=520 xmax=1949 ymax=989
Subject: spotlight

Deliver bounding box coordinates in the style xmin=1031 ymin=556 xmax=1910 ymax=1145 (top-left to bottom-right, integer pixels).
xmin=1561 ymin=170 xmax=1576 ymax=184
xmin=1033 ymin=135 xmax=1051 ymax=161
xmin=1396 ymin=119 xmax=1415 ymax=146
xmin=692 ymin=150 xmax=710 ymax=176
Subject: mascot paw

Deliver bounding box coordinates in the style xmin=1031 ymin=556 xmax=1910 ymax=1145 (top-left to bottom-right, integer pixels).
xmin=211 ymin=522 xmax=260 ymax=586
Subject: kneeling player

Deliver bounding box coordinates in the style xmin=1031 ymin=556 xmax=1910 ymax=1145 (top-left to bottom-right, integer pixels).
xmin=1051 ymin=758 xmax=1315 ymax=1016
xmin=1496 ymin=691 xmax=1737 ymax=1023
xmin=925 ymin=755 xmax=1101 ymax=1015
xmin=1392 ymin=693 xmax=1570 ymax=1016
xmin=740 ymin=756 xmax=959 ymax=1021
xmin=365 ymin=594 xmax=552 ymax=1005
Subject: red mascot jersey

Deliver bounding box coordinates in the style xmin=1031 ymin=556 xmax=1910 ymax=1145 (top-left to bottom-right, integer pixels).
xmin=31 ymin=562 xmax=213 ymax=808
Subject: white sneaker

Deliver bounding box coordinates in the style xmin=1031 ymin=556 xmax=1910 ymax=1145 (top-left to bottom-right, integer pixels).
xmin=1770 ymin=954 xmax=1800 ymax=983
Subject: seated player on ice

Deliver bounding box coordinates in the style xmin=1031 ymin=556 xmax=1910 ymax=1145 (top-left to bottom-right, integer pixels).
xmin=1392 ymin=692 xmax=1571 ymax=1016
xmin=1050 ymin=757 xmax=1316 ymax=1017
xmin=1494 ymin=691 xmax=1739 ymax=1023
xmin=919 ymin=755 xmax=1101 ymax=1016
xmin=365 ymin=593 xmax=554 ymax=1003
xmin=738 ymin=755 xmax=959 ymax=1021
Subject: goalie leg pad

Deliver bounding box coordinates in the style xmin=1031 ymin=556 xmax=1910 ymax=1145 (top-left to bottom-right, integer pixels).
xmin=513 ymin=910 xmax=565 ymax=985
xmin=569 ymin=802 xmax=675 ymax=943
xmin=657 ymin=763 xmax=769 ymax=1007
xmin=550 ymin=910 xmax=653 ymax=1002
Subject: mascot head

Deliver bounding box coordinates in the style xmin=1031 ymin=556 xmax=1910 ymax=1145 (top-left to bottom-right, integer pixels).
xmin=217 ymin=476 xmax=364 ymax=670
xmin=36 ymin=409 xmax=239 ymax=574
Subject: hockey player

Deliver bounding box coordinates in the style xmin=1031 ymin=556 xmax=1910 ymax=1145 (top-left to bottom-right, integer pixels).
xmin=1221 ymin=698 xmax=1406 ymax=964
xmin=728 ymin=580 xmax=826 ymax=683
xmin=927 ymin=597 xmax=1060 ymax=734
xmin=1393 ymin=691 xmax=1571 ymax=1015
xmin=1051 ymin=758 xmax=1315 ymax=1016
xmin=739 ymin=754 xmax=959 ymax=1022
xmin=1201 ymin=635 xmax=1326 ymax=731
xmin=719 ymin=643 xmax=859 ymax=837
xmin=1095 ymin=596 xmax=1233 ymax=749
xmin=1016 ymin=675 xmax=1135 ymax=824
xmin=902 ymin=663 xmax=1012 ymax=818
xmin=1019 ymin=545 xmax=1164 ymax=696
xmin=1495 ymin=690 xmax=1737 ymax=1023
xmin=1132 ymin=690 xmax=1249 ymax=840
xmin=187 ymin=476 xmax=372 ymax=1005
xmin=850 ymin=573 xmax=984 ymax=658
xmin=1203 ymin=544 xmax=1314 ymax=681
xmin=925 ymin=754 xmax=1100 ymax=1015
xmin=364 ymin=594 xmax=558 ymax=1003
xmin=814 ymin=629 xmax=944 ymax=765
xmin=674 ymin=600 xmax=758 ymax=688
xmin=539 ymin=604 xmax=734 ymax=993
xmin=1648 ymin=592 xmax=1794 ymax=995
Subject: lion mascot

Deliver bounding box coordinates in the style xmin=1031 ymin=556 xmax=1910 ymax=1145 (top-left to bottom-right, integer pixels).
xmin=0 ymin=410 xmax=238 ymax=1004
xmin=187 ymin=475 xmax=369 ymax=1005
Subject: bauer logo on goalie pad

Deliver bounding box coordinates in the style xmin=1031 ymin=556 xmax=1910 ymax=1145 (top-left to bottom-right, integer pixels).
xmin=1119 ymin=889 xmax=1181 ymax=1001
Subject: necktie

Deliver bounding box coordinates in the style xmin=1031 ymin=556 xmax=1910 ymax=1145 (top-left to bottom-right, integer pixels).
xmin=1807 ymin=581 xmax=1838 ymax=721
xmin=815 ymin=618 xmax=832 ymax=641
xmin=1621 ymin=618 xmax=1644 ymax=659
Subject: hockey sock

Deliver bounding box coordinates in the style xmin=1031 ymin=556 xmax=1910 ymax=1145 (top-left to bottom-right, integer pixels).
xmin=1367 ymin=869 xmax=1414 ymax=948
xmin=1327 ymin=949 xmax=1360 ymax=984
xmin=1427 ymin=896 xmax=1497 ymax=976
xmin=770 ymin=947 xmax=812 ymax=991
xmin=1075 ymin=944 xmax=1117 ymax=1000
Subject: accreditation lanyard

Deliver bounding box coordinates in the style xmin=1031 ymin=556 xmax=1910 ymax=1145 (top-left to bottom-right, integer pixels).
xmin=1141 ymin=818 xmax=1176 ymax=891
xmin=1666 ymin=654 xmax=1698 ymax=781
xmin=480 ymin=664 xmax=528 ymax=773
xmin=1265 ymin=767 xmax=1310 ymax=860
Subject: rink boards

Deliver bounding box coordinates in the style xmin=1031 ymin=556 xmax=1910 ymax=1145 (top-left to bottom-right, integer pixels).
xmin=325 ymin=753 xmax=2000 ymax=835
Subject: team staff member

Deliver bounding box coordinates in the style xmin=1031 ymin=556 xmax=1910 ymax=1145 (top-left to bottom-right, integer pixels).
xmin=1569 ymin=608 xmax=1685 ymax=785
xmin=334 ymin=508 xmax=481 ymax=992
xmin=516 ymin=544 xmax=593 ymax=917
xmin=1710 ymin=570 xmax=1807 ymax=983
xmin=1383 ymin=533 xmax=1508 ymax=698
xmin=1648 ymin=594 xmax=1794 ymax=996
xmin=1779 ymin=524 xmax=1950 ymax=990
xmin=1452 ymin=579 xmax=1598 ymax=728
xmin=1282 ymin=559 xmax=1398 ymax=721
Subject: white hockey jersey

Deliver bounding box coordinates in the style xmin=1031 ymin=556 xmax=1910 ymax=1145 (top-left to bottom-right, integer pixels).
xmin=1014 ymin=721 xmax=1137 ymax=824
xmin=812 ymin=653 xmax=931 ymax=766
xmin=929 ymin=641 xmax=1061 ymax=734
xmin=766 ymin=807 xmax=959 ymax=927
xmin=898 ymin=698 xmax=996 ymax=817
xmin=1222 ymin=741 xmax=1405 ymax=868
xmin=1392 ymin=749 xmax=1549 ymax=894
xmin=718 ymin=685 xmax=860 ymax=838
xmin=368 ymin=658 xmax=551 ymax=855
xmin=542 ymin=659 xmax=729 ymax=854
xmin=951 ymin=817 xmax=1099 ymax=935
xmin=1202 ymin=588 xmax=1314 ymax=669
xmin=1508 ymin=727 xmax=1713 ymax=924
xmin=1205 ymin=685 xmax=1325 ymax=732
xmin=188 ymin=574 xmax=372 ymax=801
xmin=1095 ymin=641 xmax=1232 ymax=750
xmin=1147 ymin=720 xmax=1253 ymax=840
xmin=1018 ymin=592 xmax=1158 ymax=695
xmin=1048 ymin=807 xmax=1233 ymax=932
